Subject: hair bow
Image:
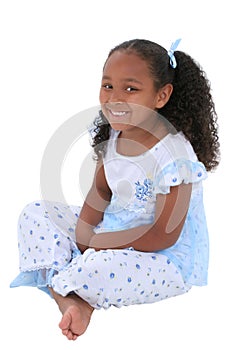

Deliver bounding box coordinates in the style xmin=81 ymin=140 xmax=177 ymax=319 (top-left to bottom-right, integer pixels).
xmin=167 ymin=38 xmax=181 ymax=68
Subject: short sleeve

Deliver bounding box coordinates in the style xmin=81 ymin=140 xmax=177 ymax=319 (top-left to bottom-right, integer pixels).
xmin=154 ymin=159 xmax=208 ymax=194
xmin=152 ymin=132 xmax=208 ymax=194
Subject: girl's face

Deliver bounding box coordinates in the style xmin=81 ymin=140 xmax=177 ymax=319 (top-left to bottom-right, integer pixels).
xmin=99 ymin=50 xmax=172 ymax=132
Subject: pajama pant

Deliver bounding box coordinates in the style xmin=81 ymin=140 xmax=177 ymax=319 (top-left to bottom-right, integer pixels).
xmin=10 ymin=201 xmax=190 ymax=310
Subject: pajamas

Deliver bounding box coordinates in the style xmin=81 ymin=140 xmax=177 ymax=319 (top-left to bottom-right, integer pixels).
xmin=11 ymin=201 xmax=190 ymax=310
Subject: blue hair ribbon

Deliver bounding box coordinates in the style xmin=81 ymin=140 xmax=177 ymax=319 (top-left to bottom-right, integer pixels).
xmin=167 ymin=38 xmax=181 ymax=68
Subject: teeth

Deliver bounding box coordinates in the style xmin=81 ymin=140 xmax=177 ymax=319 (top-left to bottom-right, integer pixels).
xmin=110 ymin=110 xmax=127 ymax=116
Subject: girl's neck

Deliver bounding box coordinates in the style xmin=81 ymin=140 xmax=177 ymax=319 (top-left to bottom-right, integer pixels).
xmin=117 ymin=119 xmax=168 ymax=157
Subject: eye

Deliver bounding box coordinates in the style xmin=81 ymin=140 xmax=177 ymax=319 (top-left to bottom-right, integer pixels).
xmin=102 ymin=83 xmax=113 ymax=89
xmin=126 ymin=86 xmax=138 ymax=92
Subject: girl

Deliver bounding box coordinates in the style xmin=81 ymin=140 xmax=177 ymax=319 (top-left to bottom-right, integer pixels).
xmin=11 ymin=39 xmax=220 ymax=340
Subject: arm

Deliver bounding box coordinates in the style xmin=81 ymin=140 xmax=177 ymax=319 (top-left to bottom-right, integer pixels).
xmin=89 ymin=183 xmax=192 ymax=252
xmin=75 ymin=159 xmax=112 ymax=252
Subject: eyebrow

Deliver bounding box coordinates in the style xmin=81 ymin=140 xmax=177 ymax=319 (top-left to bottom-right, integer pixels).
xmin=102 ymin=75 xmax=143 ymax=85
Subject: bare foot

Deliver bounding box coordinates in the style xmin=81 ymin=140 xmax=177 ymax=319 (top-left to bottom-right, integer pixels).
xmin=49 ymin=289 xmax=94 ymax=340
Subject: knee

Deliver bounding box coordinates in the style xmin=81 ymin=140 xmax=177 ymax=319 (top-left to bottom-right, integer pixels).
xmin=18 ymin=200 xmax=60 ymax=220
xmin=19 ymin=201 xmax=44 ymax=217
xmin=17 ymin=201 xmax=54 ymax=233
xmin=81 ymin=249 xmax=116 ymax=274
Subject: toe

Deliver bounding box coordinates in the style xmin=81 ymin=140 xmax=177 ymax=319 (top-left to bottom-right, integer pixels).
xmin=59 ymin=312 xmax=71 ymax=331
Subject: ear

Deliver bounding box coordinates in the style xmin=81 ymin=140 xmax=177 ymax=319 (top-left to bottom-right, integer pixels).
xmin=154 ymin=84 xmax=173 ymax=109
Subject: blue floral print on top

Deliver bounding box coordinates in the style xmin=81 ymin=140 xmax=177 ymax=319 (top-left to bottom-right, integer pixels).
xmin=135 ymin=178 xmax=153 ymax=201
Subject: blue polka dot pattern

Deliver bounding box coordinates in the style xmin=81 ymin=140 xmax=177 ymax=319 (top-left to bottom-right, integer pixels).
xmin=13 ymin=200 xmax=191 ymax=311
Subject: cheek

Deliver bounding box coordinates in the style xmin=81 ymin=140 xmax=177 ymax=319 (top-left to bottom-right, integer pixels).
xmin=99 ymin=89 xmax=107 ymax=104
xmin=99 ymin=89 xmax=103 ymax=103
xmin=143 ymin=95 xmax=157 ymax=110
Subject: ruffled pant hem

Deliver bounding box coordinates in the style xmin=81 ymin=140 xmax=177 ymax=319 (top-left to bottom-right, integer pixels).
xmin=10 ymin=269 xmax=57 ymax=296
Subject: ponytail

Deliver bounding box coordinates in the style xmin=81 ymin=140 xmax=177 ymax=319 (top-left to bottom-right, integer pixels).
xmin=160 ymin=51 xmax=220 ymax=171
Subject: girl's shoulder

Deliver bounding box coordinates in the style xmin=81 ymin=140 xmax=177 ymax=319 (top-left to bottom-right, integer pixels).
xmin=154 ymin=131 xmax=198 ymax=163
xmin=153 ymin=132 xmax=208 ymax=192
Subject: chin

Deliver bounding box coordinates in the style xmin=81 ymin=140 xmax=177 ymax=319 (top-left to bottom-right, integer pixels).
xmin=109 ymin=121 xmax=133 ymax=132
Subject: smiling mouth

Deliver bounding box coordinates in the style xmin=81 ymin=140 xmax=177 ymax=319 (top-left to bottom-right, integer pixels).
xmin=107 ymin=108 xmax=131 ymax=118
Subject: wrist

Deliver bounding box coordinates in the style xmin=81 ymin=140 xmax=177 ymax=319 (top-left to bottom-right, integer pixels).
xmin=76 ymin=226 xmax=95 ymax=246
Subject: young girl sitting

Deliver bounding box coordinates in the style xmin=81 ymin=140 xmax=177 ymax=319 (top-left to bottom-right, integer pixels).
xmin=11 ymin=38 xmax=220 ymax=340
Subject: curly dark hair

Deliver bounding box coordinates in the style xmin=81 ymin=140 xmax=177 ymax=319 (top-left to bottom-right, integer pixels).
xmin=92 ymin=39 xmax=220 ymax=171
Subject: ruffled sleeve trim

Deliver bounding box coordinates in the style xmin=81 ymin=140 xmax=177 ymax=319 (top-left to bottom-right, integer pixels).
xmin=154 ymin=159 xmax=208 ymax=194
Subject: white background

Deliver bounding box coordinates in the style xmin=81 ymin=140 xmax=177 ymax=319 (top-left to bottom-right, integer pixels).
xmin=1 ymin=0 xmax=232 ymax=349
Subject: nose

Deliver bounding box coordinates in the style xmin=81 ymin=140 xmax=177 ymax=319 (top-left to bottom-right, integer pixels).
xmin=103 ymin=88 xmax=125 ymax=104
xmin=109 ymin=90 xmax=124 ymax=103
